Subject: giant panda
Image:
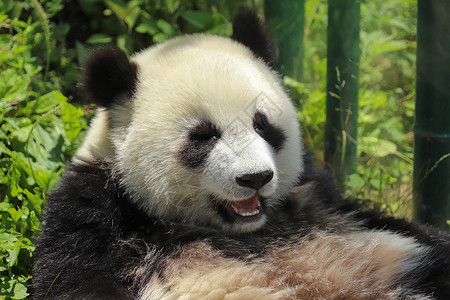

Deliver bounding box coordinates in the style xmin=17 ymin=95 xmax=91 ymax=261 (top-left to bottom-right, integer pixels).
xmin=33 ymin=10 xmax=450 ymax=299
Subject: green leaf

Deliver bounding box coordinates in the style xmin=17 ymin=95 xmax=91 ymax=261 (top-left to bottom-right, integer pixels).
xmin=370 ymin=178 xmax=382 ymax=190
xmin=165 ymin=0 xmax=178 ymax=14
xmin=347 ymin=174 xmax=365 ymax=189
xmin=152 ymin=32 xmax=168 ymax=43
xmin=86 ymin=34 xmax=113 ymax=44
xmin=0 ymin=232 xmax=19 ymax=245
xmin=32 ymin=91 xmax=65 ymax=114
xmin=8 ymin=208 xmax=24 ymax=222
xmin=12 ymin=126 xmax=33 ymax=143
xmin=9 ymin=280 xmax=29 ymax=299
xmin=23 ymin=189 xmax=43 ymax=216
xmin=135 ymin=17 xmax=158 ymax=35
xmin=76 ymin=41 xmax=89 ymax=65
xmin=9 ymin=19 xmax=28 ymax=29
xmin=104 ymin=0 xmax=128 ymax=19
xmin=156 ymin=19 xmax=176 ymax=37
xmin=0 ymin=202 xmax=13 ymax=212
xmin=0 ymin=69 xmax=31 ymax=102
xmin=7 ymin=244 xmax=20 ymax=268
xmin=124 ymin=4 xmax=141 ymax=30
xmin=60 ymin=103 xmax=84 ymax=143
xmin=116 ymin=35 xmax=127 ymax=51
xmin=180 ymin=11 xmax=213 ymax=29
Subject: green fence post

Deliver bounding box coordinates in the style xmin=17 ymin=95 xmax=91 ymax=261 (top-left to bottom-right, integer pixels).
xmin=264 ymin=0 xmax=305 ymax=81
xmin=413 ymin=0 xmax=450 ymax=229
xmin=324 ymin=0 xmax=361 ymax=184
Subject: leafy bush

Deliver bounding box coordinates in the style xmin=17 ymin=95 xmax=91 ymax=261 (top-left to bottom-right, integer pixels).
xmin=54 ymin=0 xmax=251 ymax=56
xmin=286 ymin=0 xmax=417 ymax=217
xmin=0 ymin=1 xmax=86 ymax=298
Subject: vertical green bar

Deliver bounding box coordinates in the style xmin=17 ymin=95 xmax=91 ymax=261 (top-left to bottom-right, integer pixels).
xmin=264 ymin=0 xmax=305 ymax=81
xmin=414 ymin=0 xmax=450 ymax=229
xmin=324 ymin=0 xmax=360 ymax=183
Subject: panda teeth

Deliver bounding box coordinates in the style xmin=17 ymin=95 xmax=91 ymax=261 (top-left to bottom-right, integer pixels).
xmin=238 ymin=209 xmax=260 ymax=217
xmin=229 ymin=194 xmax=261 ymax=217
xmin=231 ymin=205 xmax=260 ymax=217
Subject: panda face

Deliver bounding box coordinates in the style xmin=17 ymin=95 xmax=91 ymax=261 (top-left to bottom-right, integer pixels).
xmin=179 ymin=110 xmax=282 ymax=232
xmin=78 ymin=34 xmax=303 ymax=234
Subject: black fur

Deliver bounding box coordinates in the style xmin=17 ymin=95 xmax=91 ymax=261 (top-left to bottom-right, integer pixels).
xmin=84 ymin=48 xmax=138 ymax=108
xmin=178 ymin=120 xmax=221 ymax=168
xmin=33 ymin=158 xmax=450 ymax=299
xmin=253 ymin=111 xmax=286 ymax=151
xmin=231 ymin=10 xmax=278 ymax=67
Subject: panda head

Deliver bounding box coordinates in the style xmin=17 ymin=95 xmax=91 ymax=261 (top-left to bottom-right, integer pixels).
xmin=76 ymin=11 xmax=303 ymax=234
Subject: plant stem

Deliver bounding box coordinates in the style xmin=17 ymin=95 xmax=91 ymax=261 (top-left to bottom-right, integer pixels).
xmin=31 ymin=0 xmax=51 ymax=81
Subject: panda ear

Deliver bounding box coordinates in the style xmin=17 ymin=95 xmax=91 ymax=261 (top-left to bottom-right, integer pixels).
xmin=231 ymin=10 xmax=278 ymax=67
xmin=84 ymin=48 xmax=138 ymax=108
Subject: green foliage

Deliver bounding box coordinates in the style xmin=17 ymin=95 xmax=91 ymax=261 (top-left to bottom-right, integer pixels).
xmin=286 ymin=0 xmax=417 ymax=217
xmin=58 ymin=0 xmax=251 ymax=56
xmin=0 ymin=1 xmax=86 ymax=298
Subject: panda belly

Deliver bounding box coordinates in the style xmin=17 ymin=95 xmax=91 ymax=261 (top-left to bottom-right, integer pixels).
xmin=139 ymin=231 xmax=430 ymax=300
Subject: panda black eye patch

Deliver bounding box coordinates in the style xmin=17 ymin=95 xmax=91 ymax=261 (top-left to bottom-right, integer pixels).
xmin=179 ymin=120 xmax=221 ymax=168
xmin=253 ymin=111 xmax=286 ymax=152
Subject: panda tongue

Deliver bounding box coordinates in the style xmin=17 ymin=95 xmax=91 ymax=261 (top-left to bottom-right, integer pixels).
xmin=231 ymin=194 xmax=260 ymax=216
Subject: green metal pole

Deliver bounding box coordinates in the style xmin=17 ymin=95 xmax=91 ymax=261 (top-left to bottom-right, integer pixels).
xmin=264 ymin=0 xmax=305 ymax=81
xmin=324 ymin=0 xmax=361 ymax=184
xmin=413 ymin=0 xmax=450 ymax=229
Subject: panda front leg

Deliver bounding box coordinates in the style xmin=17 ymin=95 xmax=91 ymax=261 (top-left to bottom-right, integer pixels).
xmin=31 ymin=164 xmax=141 ymax=299
xmin=33 ymin=239 xmax=137 ymax=299
xmin=34 ymin=272 xmax=133 ymax=300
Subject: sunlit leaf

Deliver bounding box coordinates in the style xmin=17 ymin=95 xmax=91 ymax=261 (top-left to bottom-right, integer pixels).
xmin=9 ymin=280 xmax=29 ymax=299
xmin=0 ymin=69 xmax=30 ymax=102
xmin=60 ymin=103 xmax=84 ymax=143
xmin=32 ymin=91 xmax=64 ymax=114
xmin=156 ymin=19 xmax=176 ymax=37
xmin=359 ymin=136 xmax=397 ymax=157
xmin=8 ymin=208 xmax=24 ymax=222
xmin=104 ymin=0 xmax=128 ymax=19
xmin=7 ymin=244 xmax=20 ymax=268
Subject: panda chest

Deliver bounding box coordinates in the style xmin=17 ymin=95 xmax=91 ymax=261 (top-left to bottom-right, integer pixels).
xmin=137 ymin=231 xmax=426 ymax=300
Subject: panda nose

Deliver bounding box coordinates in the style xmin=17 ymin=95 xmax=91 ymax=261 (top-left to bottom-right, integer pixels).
xmin=236 ymin=170 xmax=274 ymax=190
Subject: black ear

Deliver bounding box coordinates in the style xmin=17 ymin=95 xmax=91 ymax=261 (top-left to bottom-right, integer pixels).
xmin=231 ymin=10 xmax=278 ymax=67
xmin=84 ymin=48 xmax=138 ymax=108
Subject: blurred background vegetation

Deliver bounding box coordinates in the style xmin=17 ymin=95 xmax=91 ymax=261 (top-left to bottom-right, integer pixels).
xmin=0 ymin=0 xmax=425 ymax=298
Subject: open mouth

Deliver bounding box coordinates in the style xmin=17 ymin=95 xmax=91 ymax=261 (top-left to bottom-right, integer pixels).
xmin=229 ymin=194 xmax=261 ymax=217
xmin=213 ymin=194 xmax=264 ymax=222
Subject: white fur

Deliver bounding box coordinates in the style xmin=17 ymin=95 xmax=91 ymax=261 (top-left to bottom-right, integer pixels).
xmin=139 ymin=231 xmax=431 ymax=300
xmin=73 ymin=109 xmax=113 ymax=164
xmin=75 ymin=34 xmax=303 ymax=233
